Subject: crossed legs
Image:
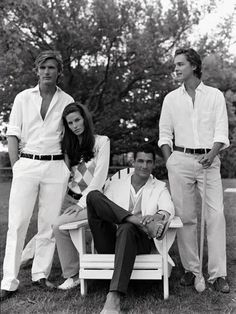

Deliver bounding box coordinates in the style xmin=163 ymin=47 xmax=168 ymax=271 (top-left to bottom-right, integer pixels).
xmin=87 ymin=190 xmax=153 ymax=312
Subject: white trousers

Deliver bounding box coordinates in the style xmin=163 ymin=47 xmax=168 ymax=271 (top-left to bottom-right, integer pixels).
xmin=53 ymin=194 xmax=88 ymax=279
xmin=167 ymin=151 xmax=227 ymax=282
xmin=1 ymin=157 xmax=70 ymax=291
xmin=21 ymin=194 xmax=88 ymax=279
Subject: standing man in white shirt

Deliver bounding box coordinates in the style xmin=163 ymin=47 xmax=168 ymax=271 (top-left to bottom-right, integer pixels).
xmin=0 ymin=50 xmax=74 ymax=301
xmin=158 ymin=48 xmax=230 ymax=293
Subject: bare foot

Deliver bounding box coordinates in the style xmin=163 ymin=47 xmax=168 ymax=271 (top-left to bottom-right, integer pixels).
xmin=100 ymin=291 xmax=121 ymax=313
xmin=125 ymin=212 xmax=170 ymax=239
xmin=146 ymin=214 xmax=171 ymax=239
xmin=145 ymin=219 xmax=163 ymax=238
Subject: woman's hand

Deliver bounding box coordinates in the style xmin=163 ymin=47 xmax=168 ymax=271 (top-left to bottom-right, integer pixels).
xmin=63 ymin=205 xmax=83 ymax=215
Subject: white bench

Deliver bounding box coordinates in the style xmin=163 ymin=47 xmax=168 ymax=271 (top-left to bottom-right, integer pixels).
xmin=59 ymin=168 xmax=183 ymax=299
xmin=60 ymin=215 xmax=182 ymax=299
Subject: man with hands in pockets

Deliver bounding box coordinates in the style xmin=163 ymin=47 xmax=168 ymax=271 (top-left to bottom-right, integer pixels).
xmin=0 ymin=50 xmax=73 ymax=301
xmin=158 ymin=48 xmax=230 ymax=293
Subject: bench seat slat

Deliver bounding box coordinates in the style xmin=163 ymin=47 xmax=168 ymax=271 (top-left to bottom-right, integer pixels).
xmin=80 ymin=269 xmax=163 ymax=280
xmin=80 ymin=254 xmax=162 ymax=269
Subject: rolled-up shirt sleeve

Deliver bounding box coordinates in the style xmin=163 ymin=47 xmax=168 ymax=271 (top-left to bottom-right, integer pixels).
xmin=158 ymin=95 xmax=174 ymax=150
xmin=6 ymin=94 xmax=22 ymax=139
xmin=157 ymin=185 xmax=175 ymax=219
xmin=213 ymin=91 xmax=230 ymax=150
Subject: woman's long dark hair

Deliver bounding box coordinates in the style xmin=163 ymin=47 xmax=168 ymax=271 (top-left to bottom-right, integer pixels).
xmin=62 ymin=102 xmax=95 ymax=166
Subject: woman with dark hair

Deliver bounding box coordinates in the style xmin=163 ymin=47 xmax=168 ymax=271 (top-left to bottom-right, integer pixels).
xmin=58 ymin=102 xmax=110 ymax=217
xmin=21 ymin=102 xmax=110 ymax=290
xmin=62 ymin=102 xmax=95 ymax=170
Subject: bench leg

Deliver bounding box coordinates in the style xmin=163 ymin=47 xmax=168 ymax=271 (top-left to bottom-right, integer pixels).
xmin=162 ymin=235 xmax=169 ymax=300
xmin=80 ymin=278 xmax=87 ymax=296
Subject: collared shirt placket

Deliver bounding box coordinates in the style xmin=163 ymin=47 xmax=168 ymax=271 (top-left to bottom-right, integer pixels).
xmin=158 ymin=82 xmax=229 ymax=151
xmin=192 ymin=90 xmax=200 ymax=148
xmin=7 ymin=85 xmax=74 ymax=155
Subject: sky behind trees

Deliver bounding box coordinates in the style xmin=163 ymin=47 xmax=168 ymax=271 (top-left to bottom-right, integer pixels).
xmin=0 ymin=0 xmax=235 ymax=176
xmin=194 ymin=0 xmax=236 ymax=55
xmin=162 ymin=0 xmax=236 ymax=55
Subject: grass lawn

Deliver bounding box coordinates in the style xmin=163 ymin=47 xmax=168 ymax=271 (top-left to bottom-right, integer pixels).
xmin=0 ymin=179 xmax=236 ymax=314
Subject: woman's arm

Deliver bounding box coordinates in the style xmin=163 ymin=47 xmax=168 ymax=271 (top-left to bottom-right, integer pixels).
xmin=77 ymin=136 xmax=110 ymax=209
xmin=64 ymin=153 xmax=70 ymax=169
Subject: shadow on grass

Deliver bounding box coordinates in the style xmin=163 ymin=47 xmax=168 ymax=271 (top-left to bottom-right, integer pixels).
xmin=0 ymin=179 xmax=236 ymax=313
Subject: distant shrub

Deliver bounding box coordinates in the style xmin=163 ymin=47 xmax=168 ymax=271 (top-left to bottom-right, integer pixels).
xmin=0 ymin=152 xmax=10 ymax=167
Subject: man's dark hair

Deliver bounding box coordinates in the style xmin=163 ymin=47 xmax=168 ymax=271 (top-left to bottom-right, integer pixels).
xmin=174 ymin=48 xmax=202 ymax=79
xmin=133 ymin=144 xmax=156 ymax=162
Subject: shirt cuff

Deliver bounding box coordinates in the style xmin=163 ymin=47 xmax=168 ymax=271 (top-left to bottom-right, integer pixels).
xmin=6 ymin=125 xmax=21 ymax=139
xmin=158 ymin=210 xmax=172 ymax=219
xmin=158 ymin=138 xmax=173 ymax=150
xmin=213 ymin=136 xmax=230 ymax=150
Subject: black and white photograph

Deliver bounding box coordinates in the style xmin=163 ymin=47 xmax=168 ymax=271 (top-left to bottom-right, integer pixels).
xmin=0 ymin=0 xmax=236 ymax=313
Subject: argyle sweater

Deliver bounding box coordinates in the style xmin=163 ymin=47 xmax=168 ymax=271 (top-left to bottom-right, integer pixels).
xmin=68 ymin=135 xmax=110 ymax=209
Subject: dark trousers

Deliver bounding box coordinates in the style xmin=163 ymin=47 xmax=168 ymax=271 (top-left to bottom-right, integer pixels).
xmin=86 ymin=190 xmax=153 ymax=294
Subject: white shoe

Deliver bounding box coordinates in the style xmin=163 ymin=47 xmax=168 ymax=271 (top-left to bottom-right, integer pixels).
xmin=194 ymin=275 xmax=206 ymax=293
xmin=57 ymin=277 xmax=80 ymax=290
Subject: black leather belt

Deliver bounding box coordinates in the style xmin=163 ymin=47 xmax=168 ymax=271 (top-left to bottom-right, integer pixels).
xmin=20 ymin=153 xmax=64 ymax=160
xmin=67 ymin=188 xmax=82 ymax=200
xmin=174 ymin=146 xmax=211 ymax=155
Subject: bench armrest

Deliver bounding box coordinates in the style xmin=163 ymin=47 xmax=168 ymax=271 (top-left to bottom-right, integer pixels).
xmin=169 ymin=216 xmax=183 ymax=228
xmin=59 ymin=219 xmax=89 ymax=230
xmin=59 ymin=216 xmax=182 ymax=231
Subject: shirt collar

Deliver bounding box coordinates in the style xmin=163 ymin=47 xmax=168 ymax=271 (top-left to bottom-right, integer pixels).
xmin=130 ymin=173 xmax=154 ymax=190
xmin=196 ymin=81 xmax=206 ymax=93
xmin=180 ymin=81 xmax=206 ymax=94
xmin=31 ymin=84 xmax=61 ymax=93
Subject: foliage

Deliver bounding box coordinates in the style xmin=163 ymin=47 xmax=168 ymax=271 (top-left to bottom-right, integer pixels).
xmin=194 ymin=10 xmax=236 ymax=177
xmin=201 ymin=54 xmax=236 ymax=177
xmin=0 ymin=0 xmax=236 ymax=176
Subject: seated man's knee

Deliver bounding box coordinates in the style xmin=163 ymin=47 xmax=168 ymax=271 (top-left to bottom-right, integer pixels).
xmin=87 ymin=190 xmax=102 ymax=204
xmin=117 ymin=222 xmax=136 ymax=236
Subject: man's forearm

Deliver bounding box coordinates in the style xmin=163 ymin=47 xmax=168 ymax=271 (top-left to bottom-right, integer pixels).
xmin=64 ymin=153 xmax=70 ymax=169
xmin=160 ymin=144 xmax=172 ymax=163
xmin=210 ymin=142 xmax=224 ymax=157
xmin=7 ymin=136 xmax=19 ymax=167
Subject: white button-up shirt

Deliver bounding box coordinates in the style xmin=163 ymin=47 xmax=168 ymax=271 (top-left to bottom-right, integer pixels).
xmin=129 ymin=184 xmax=144 ymax=215
xmin=158 ymin=82 xmax=229 ymax=150
xmin=7 ymin=85 xmax=74 ymax=154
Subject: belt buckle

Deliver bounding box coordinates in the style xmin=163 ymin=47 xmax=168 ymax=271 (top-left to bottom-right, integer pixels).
xmin=183 ymin=147 xmax=186 ymax=153
xmin=51 ymin=155 xmax=53 ymax=160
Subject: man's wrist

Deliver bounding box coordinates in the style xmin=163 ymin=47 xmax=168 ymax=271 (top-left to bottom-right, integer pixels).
xmin=11 ymin=157 xmax=19 ymax=168
xmin=157 ymin=210 xmax=170 ymax=220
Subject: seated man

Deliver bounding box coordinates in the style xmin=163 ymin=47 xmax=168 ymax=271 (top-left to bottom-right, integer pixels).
xmin=86 ymin=143 xmax=175 ymax=314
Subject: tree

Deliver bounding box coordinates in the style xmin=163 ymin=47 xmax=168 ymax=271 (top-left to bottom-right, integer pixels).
xmin=201 ymin=54 xmax=236 ymax=178
xmin=2 ymin=0 xmax=235 ymax=171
